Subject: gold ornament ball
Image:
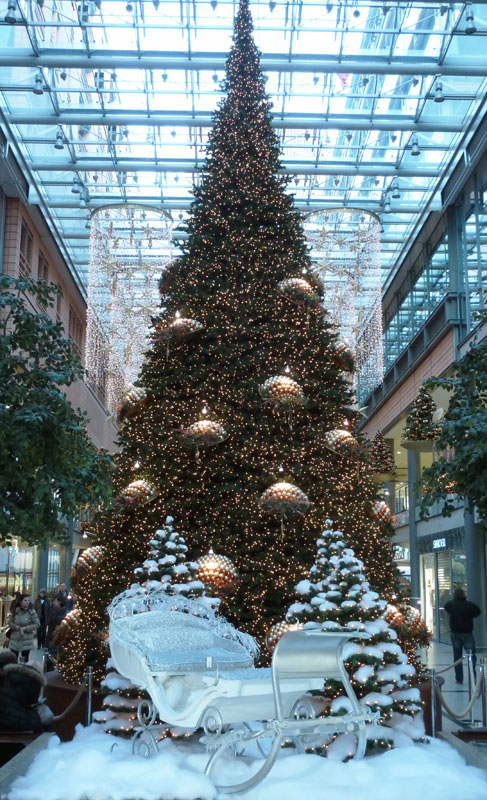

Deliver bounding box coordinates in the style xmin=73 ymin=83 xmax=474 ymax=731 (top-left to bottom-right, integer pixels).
xmin=186 ymin=420 xmax=227 ymax=442
xmin=259 ymin=482 xmax=310 ymax=516
xmin=77 ymin=545 xmax=105 ymax=570
xmin=122 ymin=479 xmax=158 ymax=504
xmin=278 ymin=277 xmax=315 ymax=301
xmin=265 ymin=621 xmax=303 ymax=653
xmin=384 ymin=605 xmax=405 ymax=629
xmin=260 ymin=375 xmax=305 ymax=404
xmin=372 ymin=500 xmax=392 ymax=523
xmin=402 ymin=606 xmax=426 ymax=635
xmin=324 ymin=429 xmax=358 ymax=452
xmin=195 ymin=551 xmax=238 ymax=592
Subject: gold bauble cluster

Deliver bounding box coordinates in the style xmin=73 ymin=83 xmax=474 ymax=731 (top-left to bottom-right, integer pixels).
xmin=384 ymin=605 xmax=404 ymax=629
xmin=195 ymin=551 xmax=238 ymax=592
xmin=278 ymin=277 xmax=315 ymax=302
xmin=122 ymin=478 xmax=158 ymax=506
xmin=372 ymin=500 xmax=392 ymax=523
xmin=76 ymin=545 xmax=105 ymax=571
xmin=324 ymin=429 xmax=358 ymax=452
xmin=259 ymin=375 xmax=305 ymax=406
xmin=259 ymin=481 xmax=310 ymax=518
xmin=402 ymin=606 xmax=426 ymax=635
xmin=265 ymin=621 xmax=303 ymax=652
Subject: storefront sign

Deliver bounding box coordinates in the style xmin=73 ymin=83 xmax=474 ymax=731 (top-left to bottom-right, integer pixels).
xmin=433 ymin=537 xmax=447 ymax=550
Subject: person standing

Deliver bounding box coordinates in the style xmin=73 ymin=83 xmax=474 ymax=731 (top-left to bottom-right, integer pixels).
xmin=7 ymin=594 xmax=40 ymax=662
xmin=444 ymin=586 xmax=481 ymax=684
xmin=57 ymin=583 xmax=74 ymax=613
xmin=34 ymin=589 xmax=50 ymax=649
xmin=46 ymin=595 xmax=67 ymax=661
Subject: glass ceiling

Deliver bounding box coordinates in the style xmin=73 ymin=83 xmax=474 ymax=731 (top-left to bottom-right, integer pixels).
xmin=0 ymin=0 xmax=487 ymax=297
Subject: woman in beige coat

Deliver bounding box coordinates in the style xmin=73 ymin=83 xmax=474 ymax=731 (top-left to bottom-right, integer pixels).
xmin=7 ymin=595 xmax=39 ymax=662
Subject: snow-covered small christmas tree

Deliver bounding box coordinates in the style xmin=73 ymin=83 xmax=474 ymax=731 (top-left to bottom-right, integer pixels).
xmin=369 ymin=431 xmax=396 ymax=476
xmin=285 ymin=524 xmax=424 ymax=757
xmin=94 ymin=517 xmax=207 ymax=738
xmin=403 ymin=387 xmax=438 ymax=441
xmin=133 ymin=516 xmax=204 ymax=598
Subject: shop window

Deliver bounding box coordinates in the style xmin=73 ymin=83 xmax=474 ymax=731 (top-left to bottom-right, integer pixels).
xmin=19 ymin=220 xmax=33 ymax=277
xmin=69 ymin=305 xmax=83 ymax=355
xmin=37 ymin=250 xmax=49 ymax=283
xmin=56 ymin=285 xmax=63 ymax=325
xmin=47 ymin=548 xmax=60 ymax=591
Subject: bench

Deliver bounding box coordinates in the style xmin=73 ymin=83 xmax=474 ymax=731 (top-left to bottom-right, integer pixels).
xmin=0 ymin=732 xmax=53 ymax=798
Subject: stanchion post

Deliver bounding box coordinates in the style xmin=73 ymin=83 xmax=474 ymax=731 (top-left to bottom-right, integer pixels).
xmin=86 ymin=666 xmax=93 ymax=726
xmin=41 ymin=648 xmax=49 ymax=674
xmin=481 ymin=659 xmax=486 ymax=728
xmin=431 ymin=669 xmax=437 ymax=737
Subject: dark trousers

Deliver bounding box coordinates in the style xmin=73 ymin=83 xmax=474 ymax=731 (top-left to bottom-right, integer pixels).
xmin=451 ymin=632 xmax=476 ymax=682
xmin=11 ymin=648 xmax=30 ymax=662
xmin=37 ymin=623 xmax=47 ymax=649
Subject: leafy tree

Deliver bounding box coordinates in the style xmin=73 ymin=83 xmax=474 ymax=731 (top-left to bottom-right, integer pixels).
xmin=421 ymin=313 xmax=487 ymax=524
xmin=0 ymin=275 xmax=112 ymax=546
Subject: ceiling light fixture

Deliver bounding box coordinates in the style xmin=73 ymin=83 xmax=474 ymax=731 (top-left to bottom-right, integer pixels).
xmin=434 ymin=80 xmax=444 ymax=103
xmin=465 ymin=3 xmax=477 ymax=35
xmin=313 ymin=74 xmax=319 ymax=85
xmin=353 ymin=1 xmax=360 ymax=18
xmin=71 ymin=176 xmax=81 ymax=194
xmin=391 ymin=179 xmax=400 ymax=200
xmin=269 ymin=0 xmax=276 ymax=10
xmin=212 ymin=72 xmax=219 ymax=83
xmin=60 ymin=68 xmax=67 ymax=81
xmin=153 ymin=0 xmax=160 ymax=8
xmin=383 ymin=194 xmax=391 ymax=213
xmin=326 ymin=2 xmax=333 ymax=12
xmin=33 ymin=72 xmax=44 ymax=95
xmin=54 ymin=127 xmax=65 ymax=150
xmin=211 ymin=0 xmax=218 ymax=9
xmin=410 ymin=135 xmax=420 ymax=156
xmin=125 ymin=2 xmax=133 ymax=11
xmin=5 ymin=0 xmax=16 ymax=24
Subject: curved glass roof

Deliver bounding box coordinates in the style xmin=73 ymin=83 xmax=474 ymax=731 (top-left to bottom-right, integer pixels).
xmin=0 ymin=0 xmax=487 ymax=295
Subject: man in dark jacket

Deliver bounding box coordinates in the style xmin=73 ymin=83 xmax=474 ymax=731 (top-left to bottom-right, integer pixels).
xmin=444 ymin=586 xmax=481 ymax=683
xmin=0 ymin=650 xmax=45 ymax=732
xmin=34 ymin=589 xmax=50 ymax=649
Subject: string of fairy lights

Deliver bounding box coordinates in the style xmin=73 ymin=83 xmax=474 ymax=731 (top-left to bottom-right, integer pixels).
xmin=60 ymin=0 xmax=401 ymax=685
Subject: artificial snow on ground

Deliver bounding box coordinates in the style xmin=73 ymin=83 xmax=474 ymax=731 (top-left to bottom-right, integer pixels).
xmin=7 ymin=724 xmax=487 ymax=800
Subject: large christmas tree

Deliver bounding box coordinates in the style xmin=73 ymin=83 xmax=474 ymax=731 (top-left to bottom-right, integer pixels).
xmin=59 ymin=0 xmax=399 ymax=684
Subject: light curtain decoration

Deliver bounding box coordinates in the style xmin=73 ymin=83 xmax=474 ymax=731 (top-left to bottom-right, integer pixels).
xmin=303 ymin=210 xmax=383 ymax=401
xmin=86 ymin=205 xmax=173 ymax=411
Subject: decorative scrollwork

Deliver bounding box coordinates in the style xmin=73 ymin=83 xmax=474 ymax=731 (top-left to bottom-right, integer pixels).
xmin=203 ymin=705 xmax=224 ymax=736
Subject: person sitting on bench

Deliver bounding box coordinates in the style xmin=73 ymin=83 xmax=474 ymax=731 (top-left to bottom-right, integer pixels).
xmin=0 ymin=651 xmax=52 ymax=732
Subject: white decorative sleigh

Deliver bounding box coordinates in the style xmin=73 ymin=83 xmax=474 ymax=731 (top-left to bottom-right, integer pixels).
xmin=108 ymin=590 xmax=378 ymax=794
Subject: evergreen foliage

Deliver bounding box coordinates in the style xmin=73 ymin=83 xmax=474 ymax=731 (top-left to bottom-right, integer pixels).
xmin=421 ymin=314 xmax=487 ymax=525
xmin=94 ymin=518 xmax=206 ymax=734
xmin=0 ymin=275 xmax=112 ymax=546
xmin=402 ymin=387 xmax=438 ymax=441
xmin=285 ymin=526 xmax=422 ymax=754
xmin=369 ymin=432 xmax=395 ymax=475
xmin=59 ymin=0 xmax=400 ymax=683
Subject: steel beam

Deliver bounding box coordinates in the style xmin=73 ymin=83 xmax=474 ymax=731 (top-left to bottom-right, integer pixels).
xmin=6 ymin=111 xmax=463 ymax=134
xmin=1 ymin=50 xmax=486 ymax=77
xmin=44 ymin=198 xmax=435 ymax=213
xmin=32 ymin=160 xmax=440 ymax=178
